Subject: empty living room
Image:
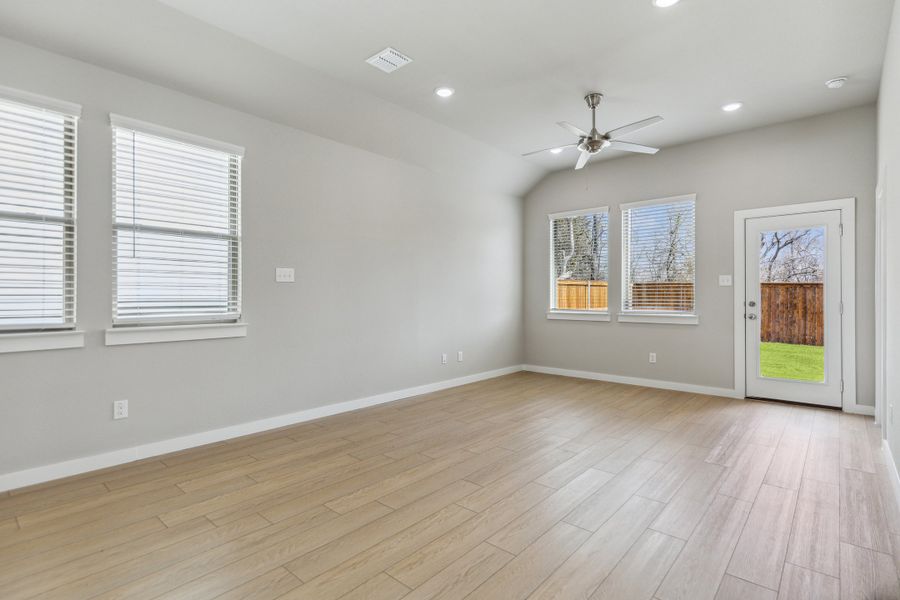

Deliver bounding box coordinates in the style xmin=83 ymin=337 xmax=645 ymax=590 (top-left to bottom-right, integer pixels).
xmin=2 ymin=0 xmax=900 ymax=598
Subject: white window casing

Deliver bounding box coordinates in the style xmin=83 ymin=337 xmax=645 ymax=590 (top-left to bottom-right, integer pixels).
xmin=111 ymin=115 xmax=243 ymax=327
xmin=620 ymin=194 xmax=697 ymax=324
xmin=0 ymin=89 xmax=80 ymax=335
xmin=548 ymin=206 xmax=610 ymax=321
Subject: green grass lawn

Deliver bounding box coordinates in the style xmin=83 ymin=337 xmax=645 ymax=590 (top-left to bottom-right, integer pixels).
xmin=759 ymin=342 xmax=824 ymax=382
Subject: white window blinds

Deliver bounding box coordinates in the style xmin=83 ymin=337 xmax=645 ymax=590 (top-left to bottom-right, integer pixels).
xmin=0 ymin=95 xmax=78 ymax=331
xmin=549 ymin=208 xmax=609 ymax=311
xmin=622 ymin=196 xmax=696 ymax=313
xmin=112 ymin=117 xmax=242 ymax=325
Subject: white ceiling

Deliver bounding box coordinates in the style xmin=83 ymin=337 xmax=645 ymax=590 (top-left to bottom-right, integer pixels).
xmin=0 ymin=0 xmax=546 ymax=196
xmin=158 ymin=0 xmax=893 ymax=170
xmin=0 ymin=0 xmax=892 ymax=188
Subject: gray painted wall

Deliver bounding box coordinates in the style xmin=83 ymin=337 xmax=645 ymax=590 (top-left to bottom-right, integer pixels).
xmin=0 ymin=36 xmax=883 ymax=480
xmin=879 ymin=1 xmax=900 ymax=464
xmin=524 ymin=105 xmax=877 ymax=403
xmin=0 ymin=39 xmax=524 ymax=475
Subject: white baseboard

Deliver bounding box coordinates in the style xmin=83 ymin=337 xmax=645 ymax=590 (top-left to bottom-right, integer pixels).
xmin=882 ymin=441 xmax=900 ymax=517
xmin=522 ymin=364 xmax=742 ymax=399
xmin=0 ymin=365 xmax=524 ymax=493
xmin=523 ymin=365 xmax=879 ymax=416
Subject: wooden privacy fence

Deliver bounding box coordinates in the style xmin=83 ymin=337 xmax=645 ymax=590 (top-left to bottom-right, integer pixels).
xmin=760 ymin=282 xmax=824 ymax=346
xmin=629 ymin=282 xmax=694 ymax=312
xmin=556 ymin=280 xmax=608 ymax=310
xmin=555 ymin=281 xmax=694 ymax=312
xmin=557 ymin=280 xmax=822 ymax=346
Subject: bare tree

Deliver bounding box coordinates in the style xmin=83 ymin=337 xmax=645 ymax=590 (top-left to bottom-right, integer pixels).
xmin=633 ymin=212 xmax=694 ymax=283
xmin=554 ymin=218 xmax=576 ymax=279
xmin=759 ymin=229 xmax=823 ymax=282
xmin=590 ymin=213 xmax=608 ymax=280
xmin=553 ymin=214 xmax=608 ymax=281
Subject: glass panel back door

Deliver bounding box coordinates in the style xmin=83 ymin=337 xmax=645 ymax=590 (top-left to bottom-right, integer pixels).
xmin=745 ymin=210 xmax=842 ymax=406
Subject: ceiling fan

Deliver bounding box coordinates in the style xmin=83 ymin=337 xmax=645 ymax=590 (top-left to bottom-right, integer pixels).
xmin=523 ymin=93 xmax=663 ymax=170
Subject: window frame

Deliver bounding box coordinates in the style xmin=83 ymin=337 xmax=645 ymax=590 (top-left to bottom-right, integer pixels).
xmin=109 ymin=114 xmax=244 ymax=331
xmin=547 ymin=206 xmax=611 ymax=322
xmin=0 ymin=86 xmax=81 ymax=339
xmin=618 ymin=193 xmax=698 ymax=325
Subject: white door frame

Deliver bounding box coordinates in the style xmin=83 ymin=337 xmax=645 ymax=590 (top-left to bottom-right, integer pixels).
xmin=733 ymin=198 xmax=865 ymax=414
xmin=875 ymin=171 xmax=887 ymax=429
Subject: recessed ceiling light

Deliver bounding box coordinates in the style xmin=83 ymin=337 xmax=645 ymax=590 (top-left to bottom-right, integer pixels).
xmin=721 ymin=102 xmax=743 ymax=112
xmin=652 ymin=0 xmax=681 ymax=7
xmin=550 ymin=147 xmax=564 ymax=154
xmin=434 ymin=87 xmax=455 ymax=98
xmin=825 ymin=77 xmax=848 ymax=89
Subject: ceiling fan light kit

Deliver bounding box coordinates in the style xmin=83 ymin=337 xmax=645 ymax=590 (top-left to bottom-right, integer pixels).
xmin=523 ymin=92 xmax=663 ymax=170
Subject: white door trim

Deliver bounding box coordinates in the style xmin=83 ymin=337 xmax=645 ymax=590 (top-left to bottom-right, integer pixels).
xmin=733 ymin=198 xmax=864 ymax=414
xmin=876 ymin=171 xmax=888 ymax=428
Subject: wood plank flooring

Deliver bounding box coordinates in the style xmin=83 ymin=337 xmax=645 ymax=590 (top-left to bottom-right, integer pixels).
xmin=2 ymin=371 xmax=899 ymax=599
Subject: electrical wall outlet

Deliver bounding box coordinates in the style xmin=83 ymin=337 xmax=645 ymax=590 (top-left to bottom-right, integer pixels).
xmin=457 ymin=351 xmax=464 ymax=362
xmin=441 ymin=353 xmax=448 ymax=365
xmin=113 ymin=399 xmax=128 ymax=420
xmin=649 ymin=352 xmax=657 ymax=364
xmin=719 ymin=275 xmax=733 ymax=287
xmin=275 ymin=267 xmax=295 ymax=283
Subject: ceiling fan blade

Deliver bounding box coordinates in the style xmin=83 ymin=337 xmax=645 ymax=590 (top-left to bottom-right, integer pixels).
xmin=609 ymin=140 xmax=659 ymax=154
xmin=521 ymin=143 xmax=577 ymax=157
xmin=574 ymin=151 xmax=591 ymax=170
xmin=557 ymin=121 xmax=589 ymax=138
xmin=605 ymin=116 xmax=663 ymax=140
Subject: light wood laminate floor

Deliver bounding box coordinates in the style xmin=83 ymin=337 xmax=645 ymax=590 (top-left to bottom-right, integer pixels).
xmin=2 ymin=372 xmax=899 ymax=599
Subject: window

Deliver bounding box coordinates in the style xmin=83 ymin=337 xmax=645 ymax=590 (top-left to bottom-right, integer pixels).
xmin=621 ymin=194 xmax=696 ymax=322
xmin=111 ymin=115 xmax=242 ymax=326
xmin=0 ymin=93 xmax=79 ymax=331
xmin=548 ymin=207 xmax=609 ymax=320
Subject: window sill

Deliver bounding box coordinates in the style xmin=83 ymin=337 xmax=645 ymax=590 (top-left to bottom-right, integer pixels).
xmin=105 ymin=322 xmax=247 ymax=346
xmin=547 ymin=310 xmax=611 ymax=322
xmin=0 ymin=330 xmax=85 ymax=354
xmin=617 ymin=313 xmax=699 ymax=325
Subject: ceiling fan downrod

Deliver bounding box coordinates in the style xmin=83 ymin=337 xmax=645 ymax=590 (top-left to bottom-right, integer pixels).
xmin=585 ymin=92 xmax=603 ymax=134
xmin=580 ymin=92 xmax=609 ymax=154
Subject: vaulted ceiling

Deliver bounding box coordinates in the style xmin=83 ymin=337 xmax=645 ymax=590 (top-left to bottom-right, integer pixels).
xmin=0 ymin=0 xmax=893 ymax=194
xmin=160 ymin=0 xmax=893 ymax=168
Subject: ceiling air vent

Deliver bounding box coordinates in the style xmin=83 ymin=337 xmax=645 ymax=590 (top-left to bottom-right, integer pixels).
xmin=365 ymin=47 xmax=413 ymax=73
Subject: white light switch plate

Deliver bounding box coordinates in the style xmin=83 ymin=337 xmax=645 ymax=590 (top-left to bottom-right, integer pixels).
xmin=275 ymin=267 xmax=295 ymax=283
xmin=719 ymin=275 xmax=733 ymax=287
